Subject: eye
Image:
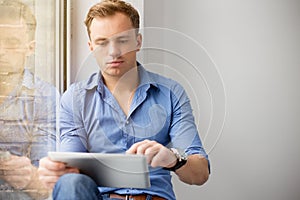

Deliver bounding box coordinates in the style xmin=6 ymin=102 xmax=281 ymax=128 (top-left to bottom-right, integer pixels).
xmin=96 ymin=40 xmax=108 ymax=47
xmin=119 ymin=39 xmax=128 ymax=44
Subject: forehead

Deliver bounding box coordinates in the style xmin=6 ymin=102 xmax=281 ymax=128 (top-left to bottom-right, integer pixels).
xmin=89 ymin=12 xmax=134 ymax=40
xmin=0 ymin=4 xmax=23 ymax=25
xmin=0 ymin=5 xmax=28 ymax=38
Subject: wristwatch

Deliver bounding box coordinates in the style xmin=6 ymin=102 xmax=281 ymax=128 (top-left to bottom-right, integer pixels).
xmin=163 ymin=148 xmax=187 ymax=171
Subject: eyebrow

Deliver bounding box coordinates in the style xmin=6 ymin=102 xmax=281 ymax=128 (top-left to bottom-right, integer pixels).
xmin=93 ymin=34 xmax=131 ymax=43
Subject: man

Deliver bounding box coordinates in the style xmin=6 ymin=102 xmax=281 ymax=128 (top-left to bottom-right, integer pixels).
xmin=0 ymin=0 xmax=56 ymax=199
xmin=38 ymin=0 xmax=210 ymax=199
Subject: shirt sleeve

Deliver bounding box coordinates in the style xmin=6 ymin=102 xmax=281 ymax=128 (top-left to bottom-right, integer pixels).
xmin=168 ymin=83 xmax=209 ymax=161
xmin=59 ymin=84 xmax=88 ymax=152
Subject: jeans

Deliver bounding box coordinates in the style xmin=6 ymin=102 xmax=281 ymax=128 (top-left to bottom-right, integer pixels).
xmin=53 ymin=173 xmax=102 ymax=200
xmin=53 ymin=174 xmax=155 ymax=200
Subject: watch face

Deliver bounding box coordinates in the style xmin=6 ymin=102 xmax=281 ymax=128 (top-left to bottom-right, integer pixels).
xmin=170 ymin=148 xmax=187 ymax=160
xmin=170 ymin=148 xmax=187 ymax=170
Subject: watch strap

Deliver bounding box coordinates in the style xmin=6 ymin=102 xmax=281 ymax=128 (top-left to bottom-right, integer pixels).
xmin=163 ymin=148 xmax=187 ymax=171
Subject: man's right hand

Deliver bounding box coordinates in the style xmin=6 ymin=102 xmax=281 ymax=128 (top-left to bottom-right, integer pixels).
xmin=37 ymin=157 xmax=79 ymax=189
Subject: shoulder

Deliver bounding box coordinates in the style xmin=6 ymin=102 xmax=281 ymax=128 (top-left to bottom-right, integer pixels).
xmin=65 ymin=72 xmax=98 ymax=92
xmin=22 ymin=70 xmax=59 ymax=99
xmin=61 ymin=72 xmax=98 ymax=103
xmin=143 ymin=69 xmax=186 ymax=95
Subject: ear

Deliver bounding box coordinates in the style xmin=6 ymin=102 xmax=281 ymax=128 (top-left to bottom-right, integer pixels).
xmin=26 ymin=40 xmax=36 ymax=56
xmin=136 ymin=33 xmax=142 ymax=51
xmin=88 ymin=40 xmax=94 ymax=51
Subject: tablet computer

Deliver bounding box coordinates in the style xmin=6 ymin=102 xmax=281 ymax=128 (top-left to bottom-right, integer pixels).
xmin=48 ymin=152 xmax=151 ymax=188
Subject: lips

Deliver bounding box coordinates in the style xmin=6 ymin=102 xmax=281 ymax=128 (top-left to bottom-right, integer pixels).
xmin=106 ymin=60 xmax=124 ymax=67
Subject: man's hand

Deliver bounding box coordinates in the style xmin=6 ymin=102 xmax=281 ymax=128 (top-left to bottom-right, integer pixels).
xmin=126 ymin=140 xmax=177 ymax=168
xmin=37 ymin=157 xmax=79 ymax=189
xmin=0 ymin=155 xmax=34 ymax=189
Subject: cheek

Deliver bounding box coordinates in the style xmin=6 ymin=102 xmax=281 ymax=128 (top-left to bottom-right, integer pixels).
xmin=94 ymin=52 xmax=107 ymax=68
xmin=8 ymin=52 xmax=26 ymax=63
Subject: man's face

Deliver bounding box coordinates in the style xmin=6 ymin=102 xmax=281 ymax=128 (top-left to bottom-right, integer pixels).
xmin=88 ymin=12 xmax=142 ymax=80
xmin=0 ymin=14 xmax=34 ymax=75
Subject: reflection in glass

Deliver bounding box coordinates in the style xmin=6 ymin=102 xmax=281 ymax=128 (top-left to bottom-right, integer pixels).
xmin=0 ymin=0 xmax=57 ymax=199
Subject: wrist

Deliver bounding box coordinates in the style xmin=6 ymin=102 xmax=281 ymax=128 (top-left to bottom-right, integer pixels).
xmin=163 ymin=148 xmax=187 ymax=171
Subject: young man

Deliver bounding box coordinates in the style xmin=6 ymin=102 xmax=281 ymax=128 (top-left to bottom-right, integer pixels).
xmin=38 ymin=0 xmax=210 ymax=199
xmin=0 ymin=0 xmax=56 ymax=199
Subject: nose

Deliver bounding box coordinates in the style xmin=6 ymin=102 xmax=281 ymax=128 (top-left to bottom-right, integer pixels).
xmin=108 ymin=41 xmax=121 ymax=58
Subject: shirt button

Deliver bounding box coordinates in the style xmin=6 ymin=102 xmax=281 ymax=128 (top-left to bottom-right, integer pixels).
xmin=126 ymin=120 xmax=129 ymax=125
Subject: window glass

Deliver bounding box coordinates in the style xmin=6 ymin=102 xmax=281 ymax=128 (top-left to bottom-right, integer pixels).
xmin=0 ymin=0 xmax=58 ymax=198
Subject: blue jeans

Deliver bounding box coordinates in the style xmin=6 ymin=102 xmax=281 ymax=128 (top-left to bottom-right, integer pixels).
xmin=53 ymin=174 xmax=154 ymax=200
xmin=53 ymin=173 xmax=102 ymax=200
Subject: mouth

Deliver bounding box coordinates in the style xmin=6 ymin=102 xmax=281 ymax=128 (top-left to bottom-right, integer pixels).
xmin=106 ymin=60 xmax=124 ymax=67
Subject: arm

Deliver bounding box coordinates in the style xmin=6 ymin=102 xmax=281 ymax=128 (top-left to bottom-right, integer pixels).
xmin=174 ymin=154 xmax=209 ymax=185
xmin=127 ymin=83 xmax=210 ymax=185
xmin=126 ymin=140 xmax=209 ymax=186
xmin=168 ymin=83 xmax=210 ymax=185
xmin=59 ymin=85 xmax=88 ymax=152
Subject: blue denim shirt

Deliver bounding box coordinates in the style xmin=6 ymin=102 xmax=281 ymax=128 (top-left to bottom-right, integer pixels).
xmin=59 ymin=64 xmax=209 ymax=200
xmin=0 ymin=69 xmax=57 ymax=166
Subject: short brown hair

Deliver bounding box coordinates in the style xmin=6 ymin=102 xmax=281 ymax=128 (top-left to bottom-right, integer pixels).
xmin=0 ymin=0 xmax=36 ymax=40
xmin=84 ymin=0 xmax=140 ymax=39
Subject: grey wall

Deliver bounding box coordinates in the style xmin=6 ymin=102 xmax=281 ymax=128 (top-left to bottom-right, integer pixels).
xmin=143 ymin=0 xmax=300 ymax=200
xmin=70 ymin=0 xmax=300 ymax=199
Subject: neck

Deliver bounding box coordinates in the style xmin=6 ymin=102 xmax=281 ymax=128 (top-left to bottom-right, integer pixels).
xmin=0 ymin=72 xmax=23 ymax=104
xmin=102 ymin=67 xmax=139 ymax=116
xmin=104 ymin=67 xmax=139 ymax=93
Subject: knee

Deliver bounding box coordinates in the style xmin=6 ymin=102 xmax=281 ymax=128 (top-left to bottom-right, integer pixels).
xmin=59 ymin=173 xmax=91 ymax=184
xmin=55 ymin=173 xmax=97 ymax=192
xmin=53 ymin=173 xmax=100 ymax=199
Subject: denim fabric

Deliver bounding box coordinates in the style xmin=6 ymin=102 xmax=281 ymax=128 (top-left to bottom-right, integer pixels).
xmin=53 ymin=174 xmax=155 ymax=200
xmin=53 ymin=174 xmax=102 ymax=200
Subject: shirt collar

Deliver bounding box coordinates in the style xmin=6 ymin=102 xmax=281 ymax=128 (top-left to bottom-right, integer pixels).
xmin=22 ymin=69 xmax=35 ymax=89
xmin=83 ymin=62 xmax=159 ymax=94
xmin=137 ymin=62 xmax=158 ymax=89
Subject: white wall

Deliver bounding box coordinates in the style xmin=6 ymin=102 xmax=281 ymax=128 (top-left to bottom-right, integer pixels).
xmin=70 ymin=0 xmax=300 ymax=199
xmin=143 ymin=0 xmax=300 ymax=200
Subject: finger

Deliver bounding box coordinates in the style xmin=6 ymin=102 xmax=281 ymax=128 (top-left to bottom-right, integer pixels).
xmin=143 ymin=143 xmax=161 ymax=164
xmin=1 ymin=156 xmax=31 ymax=168
xmin=38 ymin=166 xmax=79 ymax=181
xmin=136 ymin=140 xmax=157 ymax=155
xmin=40 ymin=157 xmax=66 ymax=171
xmin=39 ymin=174 xmax=61 ymax=189
xmin=4 ymin=175 xmax=31 ymax=183
xmin=128 ymin=140 xmax=154 ymax=155
xmin=151 ymin=147 xmax=177 ymax=168
xmin=38 ymin=166 xmax=69 ymax=177
xmin=1 ymin=166 xmax=33 ymax=176
xmin=38 ymin=167 xmax=79 ymax=189
xmin=126 ymin=140 xmax=150 ymax=154
xmin=66 ymin=167 xmax=80 ymax=174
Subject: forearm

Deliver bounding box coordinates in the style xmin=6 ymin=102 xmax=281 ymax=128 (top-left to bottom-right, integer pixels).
xmin=175 ymin=154 xmax=209 ymax=185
